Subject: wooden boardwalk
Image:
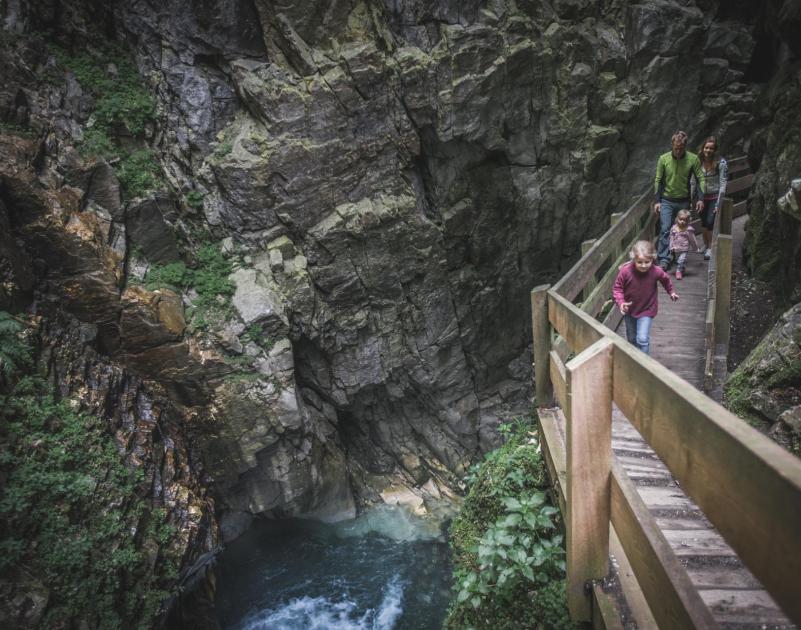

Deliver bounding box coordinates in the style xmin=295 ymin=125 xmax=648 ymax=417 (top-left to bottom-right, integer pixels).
xmin=606 ymin=247 xmax=795 ymax=628
xmin=648 ymin=251 xmax=708 ymax=388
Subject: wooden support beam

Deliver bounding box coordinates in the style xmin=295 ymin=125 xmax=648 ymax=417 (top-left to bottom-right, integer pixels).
xmin=582 ymin=239 xmax=598 ymax=302
xmin=537 ymin=407 xmax=567 ymax=516
xmin=565 ymin=338 xmax=613 ymax=621
xmin=549 ymin=349 xmax=567 ymax=409
xmin=531 ymin=285 xmax=553 ymax=407
xmin=719 ymin=197 xmax=733 ymax=236
xmin=727 ymin=172 xmax=754 ymax=196
xmin=714 ymin=235 xmax=732 ymax=348
xmin=610 ymin=461 xmax=717 ymax=629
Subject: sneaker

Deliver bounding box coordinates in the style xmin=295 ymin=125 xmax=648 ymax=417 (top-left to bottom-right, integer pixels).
xmin=703 ymin=248 xmax=711 ymax=260
xmin=675 ymin=270 xmax=683 ymax=280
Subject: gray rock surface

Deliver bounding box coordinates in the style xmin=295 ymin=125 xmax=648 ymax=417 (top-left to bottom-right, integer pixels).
xmin=0 ymin=0 xmax=779 ymax=556
xmin=725 ymin=302 xmax=801 ymax=456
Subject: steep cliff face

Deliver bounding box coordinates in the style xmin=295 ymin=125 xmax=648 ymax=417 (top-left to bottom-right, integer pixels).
xmin=0 ymin=1 xmax=765 ymax=545
xmin=738 ymin=0 xmax=801 ymax=304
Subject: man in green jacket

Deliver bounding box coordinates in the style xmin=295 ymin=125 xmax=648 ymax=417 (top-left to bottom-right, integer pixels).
xmin=653 ymin=130 xmax=705 ymax=270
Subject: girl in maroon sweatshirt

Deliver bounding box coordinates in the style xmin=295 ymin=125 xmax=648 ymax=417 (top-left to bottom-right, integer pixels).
xmin=612 ymin=240 xmax=679 ymax=354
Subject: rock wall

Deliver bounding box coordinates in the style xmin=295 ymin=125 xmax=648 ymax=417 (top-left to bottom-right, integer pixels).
xmin=725 ymin=302 xmax=801 ymax=457
xmin=734 ymin=0 xmax=801 ymax=303
xmin=0 ymin=0 xmax=772 ymax=551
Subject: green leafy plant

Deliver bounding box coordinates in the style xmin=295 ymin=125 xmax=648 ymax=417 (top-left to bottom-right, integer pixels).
xmin=445 ymin=416 xmax=575 ymax=629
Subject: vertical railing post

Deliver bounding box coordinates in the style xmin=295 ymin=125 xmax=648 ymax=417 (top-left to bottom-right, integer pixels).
xmin=565 ymin=337 xmax=613 ymax=621
xmin=715 ymin=234 xmax=733 ymax=348
xmin=610 ymin=211 xmax=624 ymax=263
xmin=581 ymin=239 xmax=597 ymax=301
xmin=719 ymin=197 xmax=733 ymax=236
xmin=531 ymin=285 xmax=553 ymax=407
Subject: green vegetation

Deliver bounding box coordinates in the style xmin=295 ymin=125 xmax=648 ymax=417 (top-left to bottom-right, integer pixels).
xmin=0 ymin=121 xmax=36 ymax=138
xmin=240 ymin=323 xmax=274 ymax=351
xmin=0 ymin=311 xmax=31 ymax=383
xmin=445 ymin=416 xmax=575 ymax=630
xmin=0 ymin=323 xmax=178 ymax=628
xmin=52 ymin=43 xmax=161 ymax=199
xmin=185 ymin=190 xmax=205 ymax=210
xmin=145 ymin=243 xmax=235 ymax=329
xmin=116 ymin=148 xmax=162 ymax=199
xmin=213 ymin=140 xmax=233 ymax=160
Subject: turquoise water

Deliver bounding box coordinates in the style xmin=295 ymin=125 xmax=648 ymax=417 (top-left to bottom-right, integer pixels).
xmin=215 ymin=506 xmax=453 ymax=630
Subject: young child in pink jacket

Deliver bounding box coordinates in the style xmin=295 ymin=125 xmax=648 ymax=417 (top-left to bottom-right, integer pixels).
xmin=613 ymin=240 xmax=679 ymax=354
xmin=669 ymin=209 xmax=700 ymax=279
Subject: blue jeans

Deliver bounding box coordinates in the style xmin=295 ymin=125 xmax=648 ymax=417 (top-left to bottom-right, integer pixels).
xmin=624 ymin=314 xmax=653 ymax=354
xmin=658 ymin=199 xmax=686 ymax=266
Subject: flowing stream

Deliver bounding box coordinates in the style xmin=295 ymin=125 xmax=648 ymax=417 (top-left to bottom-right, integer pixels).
xmin=215 ymin=505 xmax=454 ymax=629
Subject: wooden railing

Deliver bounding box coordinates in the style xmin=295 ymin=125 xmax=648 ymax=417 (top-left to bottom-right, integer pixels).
xmin=530 ymin=165 xmax=801 ymax=628
xmin=702 ymin=155 xmax=752 ymax=393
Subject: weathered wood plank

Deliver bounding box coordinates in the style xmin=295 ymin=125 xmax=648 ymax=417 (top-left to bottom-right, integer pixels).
xmin=549 ymin=349 xmax=567 ymax=410
xmin=537 ymin=407 xmax=567 ymax=516
xmin=732 ymin=199 xmax=747 ymax=218
xmin=565 ymin=338 xmax=613 ymax=621
xmin=698 ymin=590 xmax=790 ymax=626
xmin=714 ymin=235 xmax=732 ymax=348
xmin=592 ymin=583 xmax=626 ymax=630
xmin=661 ymin=529 xmax=737 ymax=557
xmin=532 ymin=285 xmax=553 ymax=407
xmin=726 ymin=155 xmax=749 ymax=174
xmin=612 ymin=338 xmax=801 ymax=625
xmin=610 ymin=461 xmax=718 ymax=629
xmin=727 ymin=173 xmax=754 ymax=196
xmin=609 ymin=525 xmax=658 ymax=629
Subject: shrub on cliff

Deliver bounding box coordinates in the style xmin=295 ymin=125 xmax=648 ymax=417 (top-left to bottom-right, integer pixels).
xmin=445 ymin=416 xmax=575 ymax=629
xmin=0 ymin=363 xmax=179 ymax=627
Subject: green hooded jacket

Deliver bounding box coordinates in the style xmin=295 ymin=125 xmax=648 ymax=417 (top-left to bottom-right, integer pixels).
xmin=654 ymin=150 xmax=704 ymax=202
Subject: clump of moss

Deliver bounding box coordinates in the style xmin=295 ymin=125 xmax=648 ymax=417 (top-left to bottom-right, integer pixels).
xmin=445 ymin=415 xmax=575 ymax=630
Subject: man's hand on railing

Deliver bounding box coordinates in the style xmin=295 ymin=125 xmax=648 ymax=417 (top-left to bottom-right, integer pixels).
xmin=619 ymin=301 xmax=632 ymax=314
xmin=653 ymin=202 xmax=661 ymax=215
xmin=669 ymin=292 xmax=679 ymax=302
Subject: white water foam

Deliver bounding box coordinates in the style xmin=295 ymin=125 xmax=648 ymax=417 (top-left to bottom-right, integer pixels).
xmin=241 ymin=575 xmax=406 ymax=630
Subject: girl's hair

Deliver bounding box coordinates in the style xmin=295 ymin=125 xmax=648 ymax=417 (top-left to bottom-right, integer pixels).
xmin=698 ymin=135 xmax=720 ymax=171
xmin=675 ymin=209 xmax=691 ymax=223
xmin=629 ymin=240 xmax=656 ymax=260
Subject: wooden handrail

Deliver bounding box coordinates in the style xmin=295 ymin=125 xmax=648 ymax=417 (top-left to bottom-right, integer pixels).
xmin=532 ymin=157 xmax=801 ymax=627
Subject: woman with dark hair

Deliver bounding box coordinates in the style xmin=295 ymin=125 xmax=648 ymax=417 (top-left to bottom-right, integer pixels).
xmin=697 ymin=136 xmax=728 ymax=259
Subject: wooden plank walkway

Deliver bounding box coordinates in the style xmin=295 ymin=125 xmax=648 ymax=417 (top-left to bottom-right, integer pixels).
xmin=648 ymin=250 xmax=708 ymax=388
xmin=606 ymin=245 xmax=795 ymax=628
